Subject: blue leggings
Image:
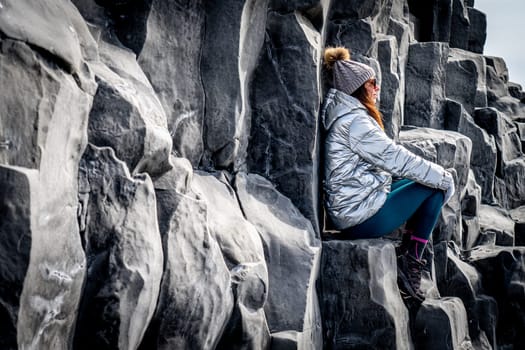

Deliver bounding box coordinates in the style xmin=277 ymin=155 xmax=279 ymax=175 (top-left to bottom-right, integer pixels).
xmin=342 ymin=179 xmax=445 ymax=240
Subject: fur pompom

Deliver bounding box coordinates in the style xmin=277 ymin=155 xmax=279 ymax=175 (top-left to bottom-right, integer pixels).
xmin=324 ymin=47 xmax=351 ymax=69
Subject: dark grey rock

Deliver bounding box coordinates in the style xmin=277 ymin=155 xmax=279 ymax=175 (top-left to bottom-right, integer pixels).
xmin=235 ymin=172 xmax=322 ymax=349
xmin=516 ymin=122 xmax=525 ymax=150
xmin=473 ymin=107 xmax=522 ymax=158
xmin=325 ymin=17 xmax=374 ymax=57
xmin=499 ymin=158 xmax=525 ymax=209
xmin=461 ymin=171 xmax=482 ymax=251
xmin=510 ymin=206 xmax=525 ymax=246
xmin=445 ymin=100 xmax=497 ymax=204
xmin=414 ymin=297 xmax=474 ymax=350
xmin=0 ymin=0 xmax=98 ymax=73
xmin=508 ymin=82 xmax=525 ymax=100
xmin=0 ymin=35 xmax=91 ymax=348
xmin=483 ymin=56 xmax=525 ymax=119
xmin=432 ymin=0 xmax=453 ymax=42
xmin=3 ymin=0 xmax=525 ymax=348
xmin=446 ymin=48 xmax=487 ymax=115
xmin=141 ymin=162 xmax=234 ymax=350
xmin=88 ymin=39 xmax=172 ymax=178
xmin=385 ymin=16 xmax=412 ymax=141
xmin=406 ymin=0 xmax=452 ymax=42
xmin=320 ymin=239 xmax=411 ymax=349
xmin=478 ymin=204 xmax=515 ymax=246
xmin=269 ymin=0 xmax=319 ymax=13
xmin=467 ymin=7 xmax=486 ymax=54
xmin=404 ymin=42 xmax=449 ymax=129
xmin=191 ymin=172 xmax=271 ymax=350
xmin=473 ymin=107 xmax=524 ymax=208
xmin=470 ymin=246 xmax=525 ymax=348
xmin=376 ymin=36 xmax=403 ymax=139
xmin=436 ymin=245 xmax=497 ymax=349
xmin=84 ymin=0 xmax=152 ymax=55
xmin=138 ymin=0 xmax=206 ymax=166
xmin=248 ymin=10 xmax=321 ymax=235
xmin=328 ymin=0 xmax=381 ymax=21
xmin=201 ymin=0 xmax=269 ymax=170
xmin=485 ymin=56 xmax=510 ymax=105
xmin=75 ymin=145 xmax=163 ymax=350
xmin=0 ymin=166 xmax=33 ymax=349
xmin=399 ymin=127 xmax=472 ymax=243
xmin=449 ymin=0 xmax=469 ymax=50
xmin=462 ymin=170 xmax=481 ymax=217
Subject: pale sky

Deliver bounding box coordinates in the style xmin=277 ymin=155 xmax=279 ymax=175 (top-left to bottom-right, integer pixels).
xmin=475 ymin=0 xmax=525 ymax=87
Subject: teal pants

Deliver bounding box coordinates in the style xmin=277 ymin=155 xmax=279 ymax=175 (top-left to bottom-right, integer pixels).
xmin=342 ymin=179 xmax=445 ymax=240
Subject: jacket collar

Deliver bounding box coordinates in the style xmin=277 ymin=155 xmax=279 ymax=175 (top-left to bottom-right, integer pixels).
xmin=321 ymin=88 xmax=367 ymax=130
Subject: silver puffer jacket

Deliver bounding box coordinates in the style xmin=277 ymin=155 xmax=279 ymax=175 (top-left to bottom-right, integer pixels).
xmin=322 ymin=88 xmax=449 ymax=230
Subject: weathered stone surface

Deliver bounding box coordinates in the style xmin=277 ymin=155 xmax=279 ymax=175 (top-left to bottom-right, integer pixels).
xmin=75 ymin=145 xmax=163 ymax=350
xmin=0 ymin=0 xmax=98 ymax=73
xmin=85 ymin=0 xmax=151 ymax=56
xmin=483 ymin=56 xmax=525 ymax=119
xmin=445 ymin=100 xmax=497 ymax=204
xmin=0 ymin=39 xmax=94 ymax=168
xmin=446 ymin=48 xmax=487 ymax=114
xmin=449 ymin=0 xmax=469 ymax=51
xmin=466 ymin=7 xmax=486 ymax=54
xmin=414 ymin=297 xmax=473 ymax=350
xmin=191 ymin=172 xmax=271 ymax=350
xmin=320 ymin=239 xmax=411 ymax=349
xmin=498 ymin=157 xmax=525 ymax=209
xmin=473 ymin=107 xmax=524 ymax=208
xmin=474 ymin=107 xmax=522 ymax=156
xmin=325 ymin=11 xmax=375 ymax=57
xmin=516 ymin=121 xmax=525 ymax=150
xmin=477 ymin=204 xmax=515 ymax=247
xmin=376 ymin=36 xmax=403 ymax=139
xmin=137 ymin=0 xmax=206 ymax=166
xmin=508 ymin=82 xmax=525 ymax=102
xmin=201 ymin=0 xmax=269 ymax=170
xmin=399 ymin=126 xmax=471 ymax=243
xmin=385 ymin=16 xmax=411 ymax=140
xmin=406 ymin=0 xmax=452 ymax=42
xmin=248 ymin=10 xmax=321 ymax=235
xmin=0 ymin=34 xmax=92 ymax=348
xmin=269 ymin=0 xmax=319 ymax=13
xmin=436 ymin=244 xmax=497 ymax=349
xmin=235 ymin=172 xmax=322 ymax=349
xmin=141 ymin=163 xmax=234 ymax=350
xmin=405 ymin=42 xmax=449 ymax=129
xmin=88 ymin=38 xmax=172 ymax=178
xmin=0 ymin=166 xmax=34 ymax=349
xmin=461 ymin=170 xmax=482 ymax=251
xmin=2 ymin=0 xmax=525 ymax=348
xmin=329 ymin=0 xmax=381 ymax=20
xmin=511 ymin=207 xmax=525 ymax=247
xmin=470 ymin=246 xmax=525 ymax=348
xmin=485 ymin=56 xmax=509 ymax=99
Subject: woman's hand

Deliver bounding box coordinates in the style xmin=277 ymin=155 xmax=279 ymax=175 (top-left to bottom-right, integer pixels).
xmin=442 ymin=170 xmax=455 ymax=204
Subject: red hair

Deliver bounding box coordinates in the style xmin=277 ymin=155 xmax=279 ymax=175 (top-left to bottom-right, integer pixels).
xmin=351 ymin=85 xmax=384 ymax=130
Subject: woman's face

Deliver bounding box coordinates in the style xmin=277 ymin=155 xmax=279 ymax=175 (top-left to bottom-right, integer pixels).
xmin=364 ymin=78 xmax=380 ymax=103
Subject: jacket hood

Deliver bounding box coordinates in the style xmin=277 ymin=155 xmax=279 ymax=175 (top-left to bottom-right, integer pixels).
xmin=321 ymin=88 xmax=367 ymax=130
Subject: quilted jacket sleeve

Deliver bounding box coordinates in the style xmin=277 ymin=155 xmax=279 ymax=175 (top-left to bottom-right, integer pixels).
xmin=346 ymin=112 xmax=449 ymax=190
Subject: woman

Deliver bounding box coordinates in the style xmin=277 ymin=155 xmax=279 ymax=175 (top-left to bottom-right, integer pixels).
xmin=322 ymin=47 xmax=455 ymax=302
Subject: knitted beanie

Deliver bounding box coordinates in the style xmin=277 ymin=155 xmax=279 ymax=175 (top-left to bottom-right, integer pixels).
xmin=333 ymin=59 xmax=375 ymax=95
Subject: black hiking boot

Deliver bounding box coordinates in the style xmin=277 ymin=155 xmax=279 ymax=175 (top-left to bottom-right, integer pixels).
xmin=397 ymin=252 xmax=426 ymax=303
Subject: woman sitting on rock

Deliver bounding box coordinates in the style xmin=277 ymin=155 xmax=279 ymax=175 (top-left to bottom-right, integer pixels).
xmin=321 ymin=46 xmax=455 ymax=302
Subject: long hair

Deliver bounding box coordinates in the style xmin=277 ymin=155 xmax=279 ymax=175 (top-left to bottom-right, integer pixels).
xmin=351 ymin=85 xmax=384 ymax=130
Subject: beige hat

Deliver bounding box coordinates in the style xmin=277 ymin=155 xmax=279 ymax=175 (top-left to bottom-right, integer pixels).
xmin=333 ymin=59 xmax=375 ymax=95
